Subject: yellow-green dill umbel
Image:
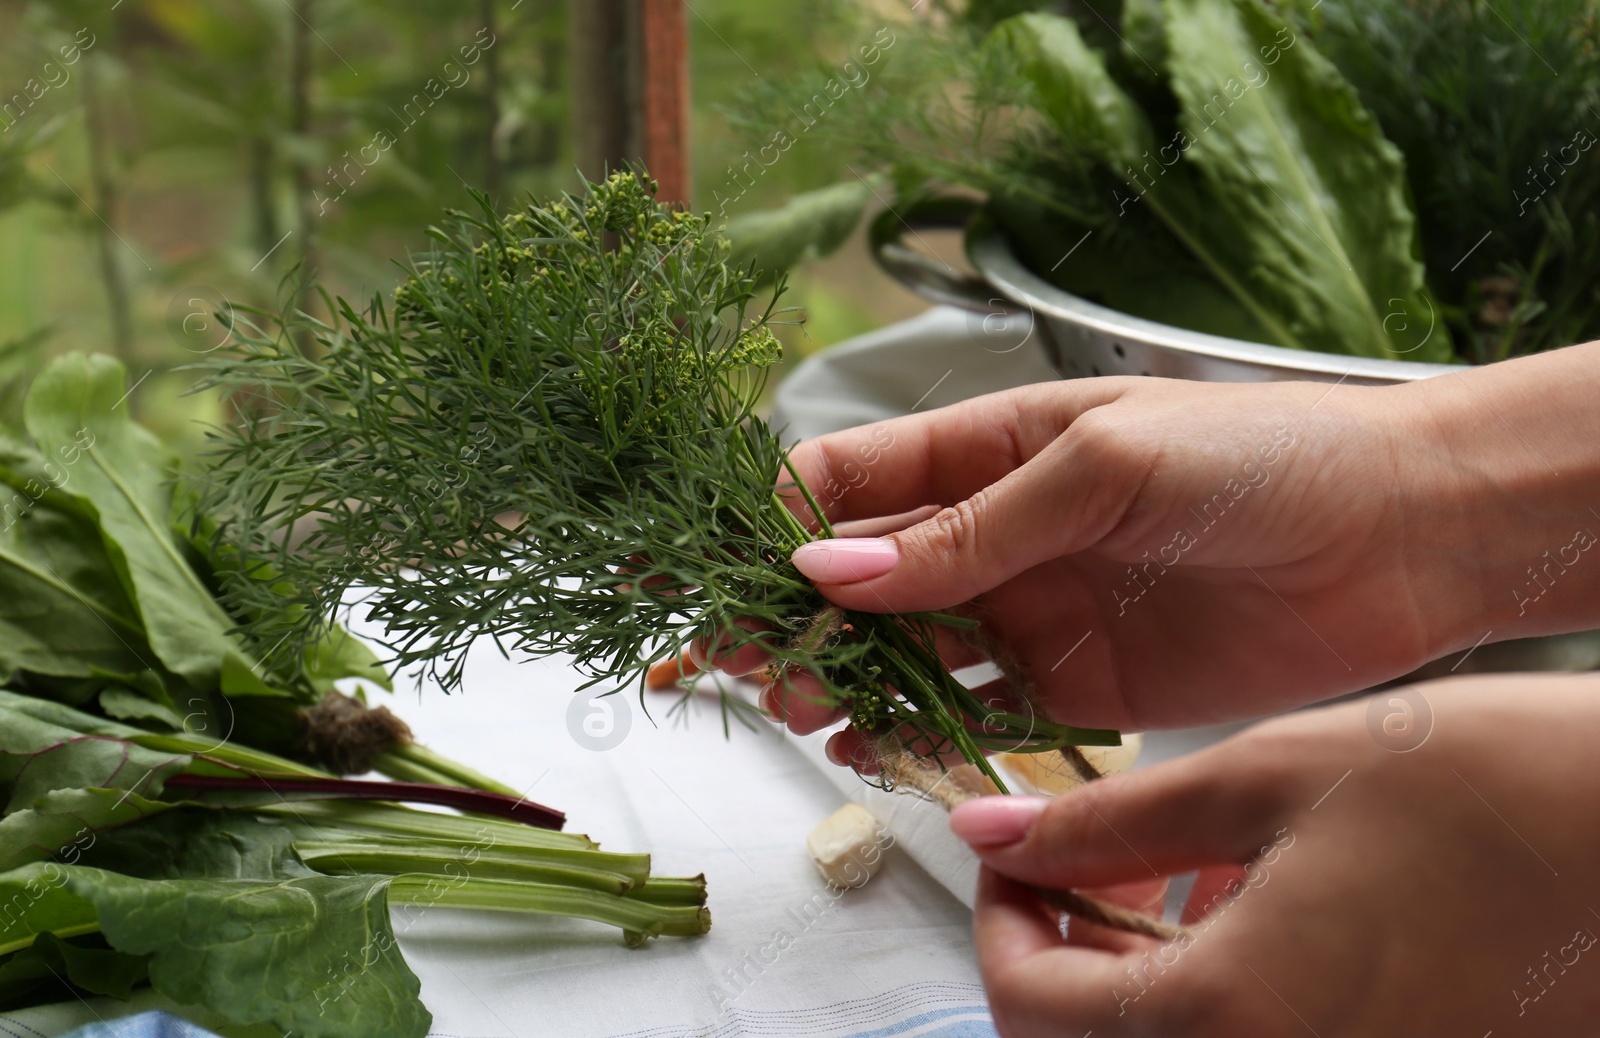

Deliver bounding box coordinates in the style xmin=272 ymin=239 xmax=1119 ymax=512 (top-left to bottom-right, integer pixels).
xmin=193 ymin=172 xmax=1116 ymax=789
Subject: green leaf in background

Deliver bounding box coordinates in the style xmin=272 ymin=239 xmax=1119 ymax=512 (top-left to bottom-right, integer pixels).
xmin=301 ymin=624 xmax=392 ymax=697
xmin=1002 ymin=13 xmax=1157 ymax=169
xmin=724 ymin=177 xmax=879 ymax=286
xmin=0 ymin=489 xmax=154 ymax=693
xmin=22 ymin=354 xmax=271 ymax=691
xmin=1159 ymin=0 xmax=1450 ymax=360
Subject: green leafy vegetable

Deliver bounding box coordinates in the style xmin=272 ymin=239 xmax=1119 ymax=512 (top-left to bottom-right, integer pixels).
xmin=22 ymin=354 xmax=261 ymax=688
xmin=1159 ymin=0 xmax=1447 ymax=360
xmin=0 ymin=456 xmax=154 ymax=692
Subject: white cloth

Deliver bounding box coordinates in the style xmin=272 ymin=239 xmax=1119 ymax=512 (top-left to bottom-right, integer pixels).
xmin=771 ymin=307 xmax=1058 ymax=443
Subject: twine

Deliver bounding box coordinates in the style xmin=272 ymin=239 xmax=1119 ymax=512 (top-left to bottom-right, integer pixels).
xmin=877 ymin=742 xmax=1188 ymax=943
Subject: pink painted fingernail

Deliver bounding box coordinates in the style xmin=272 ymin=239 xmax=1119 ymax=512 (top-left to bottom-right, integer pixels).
xmin=949 ymin=796 xmax=1050 ymax=848
xmin=791 ymin=538 xmax=899 ymax=584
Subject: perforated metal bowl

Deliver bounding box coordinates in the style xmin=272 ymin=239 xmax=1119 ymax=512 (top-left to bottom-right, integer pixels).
xmin=870 ymin=202 xmax=1462 ymax=386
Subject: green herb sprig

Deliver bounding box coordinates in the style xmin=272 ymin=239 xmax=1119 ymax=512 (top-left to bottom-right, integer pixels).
xmin=193 ymin=172 xmax=1116 ymax=789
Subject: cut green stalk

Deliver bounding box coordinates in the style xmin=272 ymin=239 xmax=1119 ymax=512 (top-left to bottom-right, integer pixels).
xmin=389 ymin=875 xmax=711 ymax=947
xmin=296 ymin=843 xmax=643 ymax=894
xmin=291 ymin=831 xmax=652 ymax=889
xmin=622 ymin=875 xmax=708 ymax=907
xmin=375 ymin=742 xmax=522 ymax=797
xmin=261 ymin=800 xmax=598 ymax=852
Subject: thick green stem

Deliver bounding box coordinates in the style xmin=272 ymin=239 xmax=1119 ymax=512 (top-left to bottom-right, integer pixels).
xmin=265 ymin=800 xmax=595 ymax=852
xmin=296 ymin=840 xmax=646 ymax=894
xmin=388 ymin=875 xmax=710 ymax=945
xmin=623 ymin=874 xmax=706 ymax=906
xmin=132 ymin=732 xmax=328 ymax=778
xmin=292 ymin=827 xmax=650 ymax=884
xmin=374 ymin=742 xmax=521 ymax=797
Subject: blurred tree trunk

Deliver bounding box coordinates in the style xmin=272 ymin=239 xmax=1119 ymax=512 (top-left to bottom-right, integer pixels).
xmin=290 ymin=0 xmax=317 ymax=325
xmin=480 ymin=0 xmax=503 ymax=201
xmin=569 ymin=0 xmax=688 ymax=204
xmin=247 ymin=135 xmax=279 ymax=260
xmin=81 ymin=55 xmax=135 ymax=363
xmin=530 ymin=11 xmax=565 ymax=169
xmin=569 ymin=0 xmax=629 ymax=186
xmin=637 ymin=0 xmax=688 ymax=205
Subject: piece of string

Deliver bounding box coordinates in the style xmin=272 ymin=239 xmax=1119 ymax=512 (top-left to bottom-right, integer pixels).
xmin=877 ymin=740 xmax=1189 ymax=943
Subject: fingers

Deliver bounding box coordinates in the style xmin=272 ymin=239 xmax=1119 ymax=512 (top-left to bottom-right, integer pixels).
xmin=1183 ymin=865 xmax=1250 ymax=927
xmin=790 ymin=419 xmax=1151 ymax=613
xmin=826 ymin=727 xmax=879 ymax=772
xmin=823 ymin=718 xmax=979 ymax=775
xmin=973 ymin=866 xmax=1155 ymax=1036
xmin=832 ymin=505 xmax=943 ymax=538
xmin=760 ymin=668 xmax=846 ymax=736
xmin=1063 ymin=877 xmax=1169 ymax=954
xmin=782 ymin=382 xmax=1120 ymax=529
xmin=950 ymin=738 xmax=1300 ymax=890
xmin=689 ymin=617 xmax=773 ymax=677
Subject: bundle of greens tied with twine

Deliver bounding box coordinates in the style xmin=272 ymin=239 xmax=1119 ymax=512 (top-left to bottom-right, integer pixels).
xmin=193 ymin=170 xmax=1181 ymax=942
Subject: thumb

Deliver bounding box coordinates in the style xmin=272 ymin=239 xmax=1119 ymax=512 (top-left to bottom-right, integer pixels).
xmin=788 ymin=430 xmax=1145 ymax=613
xmin=948 ymin=742 xmax=1300 ymax=891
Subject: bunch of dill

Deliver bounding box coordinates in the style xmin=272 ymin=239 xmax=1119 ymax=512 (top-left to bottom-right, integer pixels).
xmin=192 ymin=172 xmax=1115 ymax=789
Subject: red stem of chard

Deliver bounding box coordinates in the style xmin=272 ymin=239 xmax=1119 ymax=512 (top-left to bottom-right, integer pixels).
xmin=165 ymin=774 xmax=565 ymax=830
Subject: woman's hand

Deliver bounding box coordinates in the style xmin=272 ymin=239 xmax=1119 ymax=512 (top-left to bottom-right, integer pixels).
xmin=708 ymin=343 xmax=1600 ymax=757
xmin=952 ymin=674 xmax=1600 ymax=1036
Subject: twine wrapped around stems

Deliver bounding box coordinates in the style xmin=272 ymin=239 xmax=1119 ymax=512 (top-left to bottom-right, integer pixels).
xmin=876 ymin=741 xmax=1189 ymax=943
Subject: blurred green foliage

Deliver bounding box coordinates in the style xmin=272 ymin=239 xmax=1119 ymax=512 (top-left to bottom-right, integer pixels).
xmin=0 ymin=0 xmax=907 ymax=446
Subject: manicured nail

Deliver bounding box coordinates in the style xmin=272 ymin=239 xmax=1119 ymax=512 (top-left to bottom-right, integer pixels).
xmin=949 ymin=796 xmax=1050 ymax=848
xmin=791 ymin=538 xmax=899 ymax=584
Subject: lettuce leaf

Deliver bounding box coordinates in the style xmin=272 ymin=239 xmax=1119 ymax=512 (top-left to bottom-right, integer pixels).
xmin=1159 ymin=0 xmax=1449 ymax=360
